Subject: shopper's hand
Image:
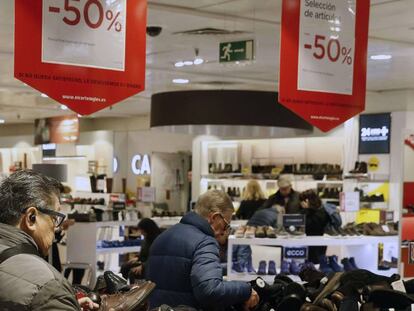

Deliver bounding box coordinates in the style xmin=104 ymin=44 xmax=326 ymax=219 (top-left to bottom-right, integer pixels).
xmin=78 ymin=297 xmax=99 ymax=310
xmin=300 ymin=199 xmax=310 ymax=209
xmin=131 ymin=265 xmax=143 ymax=276
xmin=244 ymin=289 xmax=259 ymax=310
xmin=128 ymin=257 xmax=139 ymax=264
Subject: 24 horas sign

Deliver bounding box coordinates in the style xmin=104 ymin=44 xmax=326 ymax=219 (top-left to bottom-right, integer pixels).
xmin=14 ymin=0 xmax=147 ymax=115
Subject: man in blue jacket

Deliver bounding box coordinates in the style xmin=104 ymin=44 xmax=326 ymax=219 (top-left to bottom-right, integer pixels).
xmin=147 ymin=190 xmax=259 ymax=310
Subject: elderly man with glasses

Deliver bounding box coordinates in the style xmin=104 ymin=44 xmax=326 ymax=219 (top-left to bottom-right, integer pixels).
xmin=0 ymin=170 xmax=98 ymax=311
xmin=147 ymin=189 xmax=259 ymax=310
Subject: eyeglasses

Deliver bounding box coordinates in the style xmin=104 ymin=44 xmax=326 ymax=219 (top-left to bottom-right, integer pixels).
xmin=218 ymin=213 xmax=231 ymax=233
xmin=24 ymin=206 xmax=66 ymax=228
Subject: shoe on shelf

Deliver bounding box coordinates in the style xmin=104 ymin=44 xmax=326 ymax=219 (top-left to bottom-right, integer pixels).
xmin=234 ymin=226 xmax=246 ymax=238
xmin=255 ymin=226 xmax=266 ymax=238
xmin=244 ymin=226 xmax=256 ymax=238
xmin=268 ymin=260 xmax=277 ymax=275
xmin=328 ymin=256 xmax=344 ymax=272
xmin=341 ymin=258 xmax=356 ymax=272
xmin=319 ymin=256 xmax=334 ymax=275
xmin=98 ymin=281 xmax=155 ymax=311
xmin=232 ymin=262 xmax=245 ymax=274
xmin=364 ymin=288 xmax=414 ymax=310
xmin=265 ymin=226 xmax=277 ymax=239
xmin=281 ymin=260 xmax=290 ymax=275
xmin=94 ymin=275 xmax=107 ymax=294
xmin=275 ymin=226 xmax=289 ymax=239
xmin=246 ymin=259 xmax=256 ymax=275
xmin=324 ymin=226 xmax=340 ymax=237
xmin=290 ymin=260 xmax=301 ymax=275
xmin=348 ymin=257 xmax=359 ymax=270
xmin=258 ymin=260 xmax=267 ymax=275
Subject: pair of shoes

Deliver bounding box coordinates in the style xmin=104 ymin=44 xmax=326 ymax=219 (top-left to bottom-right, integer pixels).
xmin=341 ymin=257 xmax=359 ymax=272
xmin=99 ymin=280 xmax=155 ymax=311
xmin=280 ymin=260 xmax=301 ymax=275
xmin=232 ymin=259 xmax=257 ymax=274
xmin=258 ymin=260 xmax=277 ymax=275
xmin=254 ymin=226 xmax=278 ymax=238
xmin=275 ymin=226 xmax=289 ymax=238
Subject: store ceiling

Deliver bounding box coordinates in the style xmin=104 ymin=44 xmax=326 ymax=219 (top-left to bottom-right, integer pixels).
xmin=0 ymin=0 xmax=413 ymax=123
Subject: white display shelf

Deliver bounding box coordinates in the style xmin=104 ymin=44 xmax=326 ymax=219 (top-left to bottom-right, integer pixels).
xmin=95 ymin=221 xmax=139 ymax=227
xmin=229 ymin=235 xmax=398 ymax=247
xmin=96 ymin=246 xmax=141 ymax=254
xmin=152 ymin=217 xmax=182 ymax=227
xmin=228 ymin=273 xmax=302 ymax=283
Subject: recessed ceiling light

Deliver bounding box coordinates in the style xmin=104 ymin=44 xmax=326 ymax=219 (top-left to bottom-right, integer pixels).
xmin=41 ymin=93 xmax=48 ymax=98
xmin=194 ymin=58 xmax=204 ymax=65
xmin=60 ymin=104 xmax=68 ymax=110
xmin=370 ymin=54 xmax=392 ymax=60
xmin=174 ymin=61 xmax=185 ymax=68
xmin=173 ymin=78 xmax=189 ymax=84
xmin=0 ymin=119 xmax=5 ymax=124
xmin=184 ymin=61 xmax=194 ymax=66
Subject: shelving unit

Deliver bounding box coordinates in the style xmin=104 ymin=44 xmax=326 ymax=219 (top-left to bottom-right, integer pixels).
xmin=67 ymin=221 xmax=141 ymax=287
xmin=227 ymin=235 xmax=399 ymax=281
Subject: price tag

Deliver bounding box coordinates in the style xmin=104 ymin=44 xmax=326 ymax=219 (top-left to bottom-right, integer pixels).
xmin=382 ymin=225 xmax=390 ymax=233
xmin=298 ymin=0 xmax=355 ymax=95
xmin=42 ymin=0 xmax=126 ymax=71
xmin=391 ymin=280 xmax=406 ymax=293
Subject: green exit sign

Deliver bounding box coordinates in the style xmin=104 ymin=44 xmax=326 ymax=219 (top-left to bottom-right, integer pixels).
xmin=219 ymin=40 xmax=255 ymax=63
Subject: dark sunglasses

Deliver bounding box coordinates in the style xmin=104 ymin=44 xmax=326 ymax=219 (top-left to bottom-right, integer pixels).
xmin=23 ymin=206 xmax=66 ymax=228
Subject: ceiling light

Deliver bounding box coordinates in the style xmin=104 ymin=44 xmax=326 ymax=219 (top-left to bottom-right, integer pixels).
xmin=370 ymin=54 xmax=392 ymax=60
xmin=0 ymin=119 xmax=5 ymax=124
xmin=184 ymin=61 xmax=194 ymax=66
xmin=173 ymin=78 xmax=189 ymax=84
xmin=41 ymin=93 xmax=48 ymax=98
xmin=194 ymin=58 xmax=204 ymax=65
xmin=60 ymin=105 xmax=68 ymax=110
xmin=174 ymin=61 xmax=185 ymax=68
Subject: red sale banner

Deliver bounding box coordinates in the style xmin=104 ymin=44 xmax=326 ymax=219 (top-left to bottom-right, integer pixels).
xmin=279 ymin=0 xmax=370 ymax=132
xmin=14 ymin=0 xmax=147 ymax=115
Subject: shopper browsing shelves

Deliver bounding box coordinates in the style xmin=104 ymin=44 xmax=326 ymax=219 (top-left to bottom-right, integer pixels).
xmin=147 ymin=190 xmax=259 ymax=310
xmin=236 ymin=180 xmax=266 ymax=220
xmin=261 ymin=175 xmax=301 ymax=214
xmin=0 ymin=170 xmax=98 ymax=311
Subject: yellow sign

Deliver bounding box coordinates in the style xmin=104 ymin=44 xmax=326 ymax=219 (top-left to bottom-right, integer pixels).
xmin=368 ymin=156 xmax=380 ymax=172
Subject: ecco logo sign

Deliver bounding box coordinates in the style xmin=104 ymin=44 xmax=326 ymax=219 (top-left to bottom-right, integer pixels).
xmin=131 ymin=154 xmax=151 ymax=175
xmin=361 ymin=126 xmax=389 ymax=142
xmin=284 ymin=247 xmax=308 ymax=259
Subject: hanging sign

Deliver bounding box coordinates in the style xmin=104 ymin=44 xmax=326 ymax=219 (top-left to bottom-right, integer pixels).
xmin=279 ymin=0 xmax=370 ymax=132
xmin=14 ymin=0 xmax=147 ymax=115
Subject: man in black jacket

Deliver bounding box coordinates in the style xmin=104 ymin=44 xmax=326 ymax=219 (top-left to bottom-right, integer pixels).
xmin=261 ymin=175 xmax=301 ymax=214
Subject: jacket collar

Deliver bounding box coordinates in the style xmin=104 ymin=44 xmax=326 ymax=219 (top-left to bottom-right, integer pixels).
xmin=0 ymin=223 xmax=39 ymax=250
xmin=180 ymin=212 xmax=215 ymax=237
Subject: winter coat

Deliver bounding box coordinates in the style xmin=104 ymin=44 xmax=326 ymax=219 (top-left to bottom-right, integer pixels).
xmin=261 ymin=190 xmax=301 ymax=214
xmin=0 ymin=223 xmax=80 ymax=310
xmin=147 ymin=212 xmax=251 ymax=310
xmin=247 ymin=207 xmax=278 ymax=227
xmin=236 ymin=199 xmax=266 ymax=220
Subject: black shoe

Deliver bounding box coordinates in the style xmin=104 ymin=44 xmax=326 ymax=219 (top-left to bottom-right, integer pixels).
xmin=104 ymin=271 xmax=129 ymax=294
xmin=94 ymin=275 xmax=107 ymax=293
xmin=365 ymin=288 xmax=414 ymax=310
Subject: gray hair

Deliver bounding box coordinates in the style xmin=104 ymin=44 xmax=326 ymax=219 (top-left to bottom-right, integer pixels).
xmin=194 ymin=190 xmax=234 ymax=218
xmin=0 ymin=170 xmax=61 ymax=225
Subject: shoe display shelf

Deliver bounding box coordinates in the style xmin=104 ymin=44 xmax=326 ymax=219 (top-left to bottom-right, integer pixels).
xmin=67 ymin=221 xmax=141 ymax=288
xmin=226 ymin=235 xmax=399 ymax=282
xmin=151 ymin=216 xmax=182 ymax=228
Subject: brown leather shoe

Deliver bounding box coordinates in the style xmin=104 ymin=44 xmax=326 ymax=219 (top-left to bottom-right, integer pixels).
xmin=99 ymin=281 xmax=155 ymax=311
xmin=318 ymin=298 xmax=337 ymax=311
xmin=255 ymin=226 xmax=266 ymax=238
xmin=265 ymin=226 xmax=277 ymax=239
xmin=300 ymin=303 xmax=327 ymax=311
